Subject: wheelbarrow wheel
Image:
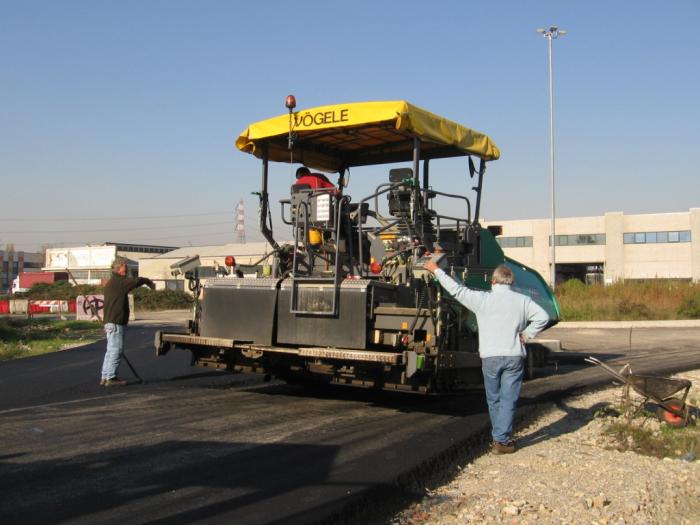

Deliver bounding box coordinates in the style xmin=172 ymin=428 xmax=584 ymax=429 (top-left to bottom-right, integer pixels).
xmin=656 ymin=397 xmax=688 ymax=428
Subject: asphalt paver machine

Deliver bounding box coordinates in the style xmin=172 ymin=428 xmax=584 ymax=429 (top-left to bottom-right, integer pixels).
xmin=156 ymin=99 xmax=560 ymax=393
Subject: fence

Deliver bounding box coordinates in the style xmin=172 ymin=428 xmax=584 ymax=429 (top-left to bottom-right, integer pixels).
xmin=0 ymin=299 xmax=77 ymax=315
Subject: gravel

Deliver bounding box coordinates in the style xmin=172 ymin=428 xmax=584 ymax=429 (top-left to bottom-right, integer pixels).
xmin=391 ymin=370 xmax=700 ymax=525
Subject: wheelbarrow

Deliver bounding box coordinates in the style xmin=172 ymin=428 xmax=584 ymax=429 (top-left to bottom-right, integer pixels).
xmin=585 ymin=356 xmax=692 ymax=427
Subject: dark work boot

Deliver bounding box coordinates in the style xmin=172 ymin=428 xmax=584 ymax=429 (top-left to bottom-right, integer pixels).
xmin=103 ymin=377 xmax=127 ymax=387
xmin=491 ymin=441 xmax=516 ymax=454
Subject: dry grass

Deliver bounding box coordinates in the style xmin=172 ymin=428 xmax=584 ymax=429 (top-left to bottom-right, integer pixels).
xmin=556 ymin=280 xmax=700 ymax=321
xmin=604 ymin=412 xmax=699 ymax=460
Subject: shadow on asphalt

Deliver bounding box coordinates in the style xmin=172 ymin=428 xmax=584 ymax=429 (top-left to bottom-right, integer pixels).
xmin=0 ymin=440 xmax=353 ymax=524
xmin=244 ymin=380 xmax=489 ymax=418
xmin=226 ymin=350 xmax=626 ymax=418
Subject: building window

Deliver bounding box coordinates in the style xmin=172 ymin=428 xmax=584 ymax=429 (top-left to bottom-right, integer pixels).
xmin=166 ymin=280 xmax=184 ymax=291
xmin=623 ymin=230 xmax=691 ymax=244
xmin=549 ymin=234 xmax=606 ymax=246
xmin=90 ymin=270 xmax=112 ymax=281
xmin=497 ymin=236 xmax=533 ymax=248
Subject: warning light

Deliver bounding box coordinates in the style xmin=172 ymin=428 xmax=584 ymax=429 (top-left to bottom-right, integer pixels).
xmin=285 ymin=94 xmax=297 ymax=110
xmin=225 ymin=256 xmax=236 ymax=267
xmin=370 ymin=261 xmax=382 ymax=274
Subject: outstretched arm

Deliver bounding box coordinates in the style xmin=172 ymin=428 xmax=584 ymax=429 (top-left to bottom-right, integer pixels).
xmin=122 ymin=276 xmax=156 ymax=293
xmin=425 ymin=262 xmax=485 ymax=312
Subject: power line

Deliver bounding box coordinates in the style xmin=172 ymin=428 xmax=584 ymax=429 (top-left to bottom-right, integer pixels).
xmin=2 ymin=232 xmax=235 ymax=249
xmin=7 ymin=230 xmax=262 ymax=243
xmin=3 ymin=221 xmax=233 ymax=234
xmin=111 ymin=231 xmax=239 ymax=242
xmin=0 ymin=211 xmax=234 ymax=222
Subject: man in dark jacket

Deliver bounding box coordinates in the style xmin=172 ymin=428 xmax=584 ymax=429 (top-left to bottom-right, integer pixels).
xmin=100 ymin=257 xmax=155 ymax=386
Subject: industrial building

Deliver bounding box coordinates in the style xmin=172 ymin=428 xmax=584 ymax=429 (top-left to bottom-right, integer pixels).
xmin=43 ymin=242 xmax=177 ymax=285
xmin=483 ymin=208 xmax=699 ymax=284
xmin=10 ymin=208 xmax=697 ymax=293
xmin=138 ymin=242 xmax=276 ymax=290
xmin=139 ymin=209 xmax=699 ymax=288
xmin=0 ymin=249 xmax=44 ymax=294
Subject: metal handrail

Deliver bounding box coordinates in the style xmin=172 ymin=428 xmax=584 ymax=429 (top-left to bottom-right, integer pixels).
xmin=356 ymin=182 xmax=406 ymax=277
xmin=428 ymin=189 xmax=471 ymax=222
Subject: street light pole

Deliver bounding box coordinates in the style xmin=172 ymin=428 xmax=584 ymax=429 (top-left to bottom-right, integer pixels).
xmin=536 ymin=26 xmax=566 ymax=289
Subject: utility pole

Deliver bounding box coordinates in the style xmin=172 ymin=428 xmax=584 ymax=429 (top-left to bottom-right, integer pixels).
xmin=536 ymin=25 xmax=567 ymax=288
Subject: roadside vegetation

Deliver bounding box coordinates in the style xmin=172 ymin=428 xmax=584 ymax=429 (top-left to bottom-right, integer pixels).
xmin=556 ymin=279 xmax=700 ymax=321
xmin=4 ymin=281 xmax=193 ymax=311
xmin=0 ymin=283 xmax=193 ymax=361
xmin=131 ymin=287 xmax=194 ymax=311
xmin=0 ymin=318 xmax=105 ymax=361
xmin=596 ymin=398 xmax=699 ymax=461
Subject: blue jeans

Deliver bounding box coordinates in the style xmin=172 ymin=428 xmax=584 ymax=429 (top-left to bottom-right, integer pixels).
xmin=101 ymin=323 xmax=125 ymax=380
xmin=481 ymin=356 xmax=525 ymax=444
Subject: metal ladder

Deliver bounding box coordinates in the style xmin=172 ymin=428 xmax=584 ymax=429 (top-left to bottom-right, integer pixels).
xmin=289 ymin=194 xmax=349 ymax=316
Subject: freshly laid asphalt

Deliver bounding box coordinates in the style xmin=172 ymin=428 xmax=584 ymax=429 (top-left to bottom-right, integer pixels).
xmin=0 ymin=312 xmax=698 ymax=524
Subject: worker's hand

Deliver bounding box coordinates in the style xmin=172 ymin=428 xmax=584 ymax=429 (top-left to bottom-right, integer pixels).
xmin=424 ymin=260 xmax=439 ymax=274
xmin=519 ymin=333 xmax=526 ymax=344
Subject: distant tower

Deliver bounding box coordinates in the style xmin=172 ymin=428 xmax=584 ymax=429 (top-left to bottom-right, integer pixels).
xmin=235 ymin=200 xmax=246 ymax=244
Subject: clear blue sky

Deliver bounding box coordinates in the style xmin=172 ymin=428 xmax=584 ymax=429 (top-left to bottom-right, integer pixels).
xmin=2 ymin=0 xmax=699 ymax=251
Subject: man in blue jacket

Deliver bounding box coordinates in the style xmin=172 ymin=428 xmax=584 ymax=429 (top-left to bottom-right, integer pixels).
xmin=424 ymin=262 xmax=549 ymax=453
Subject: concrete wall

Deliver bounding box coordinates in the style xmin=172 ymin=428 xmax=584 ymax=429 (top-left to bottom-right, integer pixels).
xmin=485 ymin=209 xmax=697 ymax=283
xmin=556 ymin=215 xmax=606 ymax=265
xmin=42 ymin=244 xmax=173 ymax=285
xmin=484 ymin=215 xmax=607 ymax=281
xmin=604 ymin=212 xmax=624 ymax=283
xmin=622 ymin=212 xmax=692 ymax=280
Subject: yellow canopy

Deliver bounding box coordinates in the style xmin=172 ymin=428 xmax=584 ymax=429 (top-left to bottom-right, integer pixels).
xmin=235 ymin=100 xmax=500 ymax=172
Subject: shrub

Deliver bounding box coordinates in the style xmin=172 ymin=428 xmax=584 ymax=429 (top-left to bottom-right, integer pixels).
xmin=616 ymin=298 xmax=652 ymax=319
xmin=11 ymin=280 xmax=192 ymax=311
xmin=0 ymin=319 xmax=17 ymax=341
xmin=15 ymin=281 xmax=102 ymax=301
xmin=678 ymin=293 xmax=700 ymax=319
xmin=558 ymin=277 xmax=588 ymax=294
xmin=132 ymin=288 xmax=193 ymax=311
